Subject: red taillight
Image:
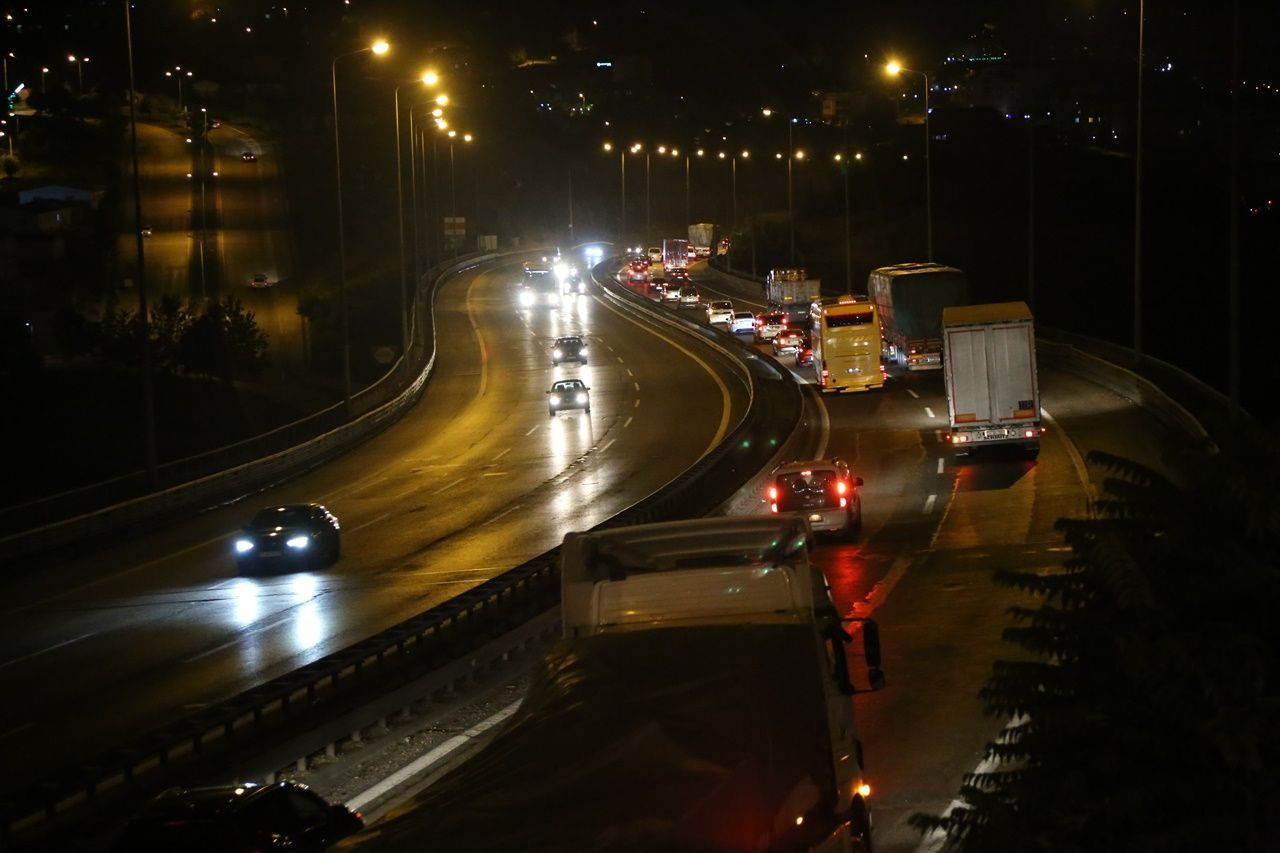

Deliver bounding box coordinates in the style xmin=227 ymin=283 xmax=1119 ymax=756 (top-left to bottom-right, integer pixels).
xmin=768 ymin=486 xmax=778 ymax=501
xmin=1024 ymin=428 xmax=1036 ymax=438
xmin=950 ymin=433 xmax=970 ymax=444
xmin=836 ymin=480 xmax=847 ymax=495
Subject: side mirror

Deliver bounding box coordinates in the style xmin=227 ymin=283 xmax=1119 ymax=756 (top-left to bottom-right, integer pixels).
xmin=854 ymin=476 xmax=864 ymax=487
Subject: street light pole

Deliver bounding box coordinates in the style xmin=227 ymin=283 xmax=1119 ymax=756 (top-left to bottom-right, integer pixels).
xmin=331 ymin=39 xmax=389 ymax=416
xmin=885 ymin=62 xmax=933 ymax=261
xmin=1133 ymin=0 xmax=1146 ymax=356
xmin=787 ymin=119 xmax=795 ymax=264
xmin=730 ymin=152 xmax=738 ymax=273
xmin=645 ymin=149 xmax=651 ymax=244
xmin=684 ymin=152 xmax=691 ymax=228
xmin=40 ymin=66 xmax=48 ymax=94
xmin=3 ymin=54 xmax=12 ymax=156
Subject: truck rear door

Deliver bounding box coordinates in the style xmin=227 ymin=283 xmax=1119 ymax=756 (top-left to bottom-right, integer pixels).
xmin=989 ymin=321 xmax=1038 ymax=421
xmin=945 ymin=325 xmax=992 ymax=426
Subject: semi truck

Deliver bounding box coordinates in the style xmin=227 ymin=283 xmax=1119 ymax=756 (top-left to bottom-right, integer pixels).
xmin=868 ymin=263 xmax=969 ymax=370
xmin=768 ymin=268 xmax=822 ymax=324
xmin=688 ymin=222 xmax=715 ymax=253
xmin=348 ymin=516 xmax=885 ymax=852
xmin=942 ymin=301 xmax=1042 ymax=457
xmin=662 ymin=238 xmax=689 ymax=275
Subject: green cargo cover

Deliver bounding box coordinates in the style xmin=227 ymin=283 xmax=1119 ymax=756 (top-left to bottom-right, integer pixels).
xmin=344 ymin=623 xmax=842 ymax=852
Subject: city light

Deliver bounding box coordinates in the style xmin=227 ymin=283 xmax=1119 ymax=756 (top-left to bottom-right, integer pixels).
xmin=371 ymin=39 xmax=390 ymax=55
xmin=435 ymin=94 xmax=448 ymax=106
xmin=422 ymin=70 xmax=439 ymax=86
xmin=886 ymin=60 xmax=902 ymax=75
xmin=603 ymin=142 xmax=613 ymax=152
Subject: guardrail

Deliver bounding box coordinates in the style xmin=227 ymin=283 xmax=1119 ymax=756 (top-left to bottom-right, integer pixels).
xmin=2 ymin=257 xmax=805 ymax=845
xmin=0 ymin=252 xmax=505 ymax=563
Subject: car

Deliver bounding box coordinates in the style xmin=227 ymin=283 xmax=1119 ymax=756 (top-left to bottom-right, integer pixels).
xmin=730 ymin=311 xmax=756 ymax=334
xmin=678 ymin=286 xmax=701 ymax=307
xmin=551 ymin=335 xmax=588 ymax=365
xmin=772 ymin=328 xmax=805 ymax=356
xmin=767 ymin=459 xmax=863 ymax=539
xmin=139 ymin=225 xmax=153 ymax=237
xmin=754 ymin=311 xmax=788 ymax=342
xmin=647 ymin=277 xmax=668 ymax=301
xmin=234 ymin=503 xmax=341 ymax=574
xmin=795 ymin=342 xmax=815 ymax=367
xmin=241 ymin=151 xmax=257 ymax=162
xmin=112 ymin=780 xmax=363 ymax=853
xmin=694 ymin=245 xmax=712 ymax=259
xmin=686 ymin=247 xmax=698 ymax=260
xmin=771 ymin=301 xmax=811 ymax=327
xmin=667 ymin=268 xmax=690 ymax=283
xmin=249 ymin=272 xmax=272 ymax=288
xmin=210 ymin=119 xmax=221 ymax=129
xmin=646 ymin=246 xmax=662 ymax=263
xmin=706 ymin=300 xmax=734 ymax=324
xmin=548 ymin=378 xmax=590 ymax=416
xmin=661 ymin=283 xmax=682 ymax=302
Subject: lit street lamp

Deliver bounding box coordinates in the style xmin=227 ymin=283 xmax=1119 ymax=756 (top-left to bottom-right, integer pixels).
xmin=331 ymin=38 xmax=390 ymax=415
xmin=603 ymin=142 xmax=626 ymax=237
xmin=834 ymin=151 xmax=863 ymax=292
xmin=394 ymin=70 xmax=440 ymax=357
xmin=67 ymin=54 xmax=88 ymax=95
xmin=885 ymin=60 xmax=933 ymax=261
xmin=40 ymin=66 xmax=49 ymax=94
xmin=164 ymin=66 xmax=193 ymax=112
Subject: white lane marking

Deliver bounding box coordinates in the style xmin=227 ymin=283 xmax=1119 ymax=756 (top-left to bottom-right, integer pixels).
xmin=606 ymin=344 xmax=615 ymax=352
xmin=600 ymin=438 xmax=616 ymax=453
xmin=184 ymin=616 xmax=293 ymax=663
xmin=0 ymin=722 xmax=36 ymax=741
xmin=634 ymin=399 xmax=640 ymax=408
xmin=464 ymin=274 xmax=488 ymax=399
xmin=616 ymin=355 xmax=624 ymax=363
xmin=907 ymin=388 xmax=920 ymax=399
xmin=633 ymin=381 xmax=640 ymax=391
xmin=937 ymin=458 xmax=945 ymax=474
xmin=431 ymin=476 xmax=465 ymax=496
xmin=493 ymin=447 xmax=511 ymax=460
xmin=524 ymin=425 xmax=538 ymax=436
xmin=624 ymin=416 xmax=633 ymax=428
xmin=626 ymin=368 xmax=634 ymax=377
xmin=349 ymin=512 xmax=391 ymax=535
xmin=482 ymin=505 xmax=521 ymax=526
xmin=347 ymin=699 xmax=522 ymax=813
xmin=924 ymin=407 xmax=936 ymax=418
xmin=923 ymin=494 xmax=937 ymax=513
xmin=0 ymin=632 xmax=97 ymax=672
xmin=482 ymin=472 xmax=507 ymax=478
xmin=935 ymin=429 xmax=943 ymax=442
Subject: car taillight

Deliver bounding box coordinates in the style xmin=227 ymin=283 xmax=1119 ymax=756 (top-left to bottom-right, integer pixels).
xmin=770 ymin=502 xmax=778 ymax=513
xmin=768 ymin=486 xmax=778 ymax=501
xmin=950 ymin=433 xmax=969 ymax=444
xmin=836 ymin=480 xmax=847 ymax=495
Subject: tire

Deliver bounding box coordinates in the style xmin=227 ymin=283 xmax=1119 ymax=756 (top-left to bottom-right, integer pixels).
xmin=849 ymin=797 xmax=873 ymax=853
xmin=330 ymin=536 xmax=341 ymax=564
xmin=844 ymin=508 xmax=861 ymax=541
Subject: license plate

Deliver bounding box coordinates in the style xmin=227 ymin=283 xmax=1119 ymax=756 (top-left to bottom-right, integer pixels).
xmin=808 ymin=513 xmax=823 ymax=522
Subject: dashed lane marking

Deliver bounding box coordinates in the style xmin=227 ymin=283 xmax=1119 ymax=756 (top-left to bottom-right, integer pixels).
xmin=923 ymin=494 xmax=937 ymax=513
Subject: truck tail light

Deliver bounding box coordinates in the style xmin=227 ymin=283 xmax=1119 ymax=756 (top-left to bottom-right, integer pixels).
xmin=950 ymin=433 xmax=969 ymax=444
xmin=1024 ymin=428 xmax=1036 ymax=438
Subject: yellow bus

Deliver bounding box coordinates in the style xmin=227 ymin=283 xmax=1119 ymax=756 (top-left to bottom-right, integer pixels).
xmin=811 ymin=296 xmax=884 ymax=393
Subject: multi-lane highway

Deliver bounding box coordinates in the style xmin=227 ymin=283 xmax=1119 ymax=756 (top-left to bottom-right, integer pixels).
xmin=0 ymin=257 xmax=748 ymax=796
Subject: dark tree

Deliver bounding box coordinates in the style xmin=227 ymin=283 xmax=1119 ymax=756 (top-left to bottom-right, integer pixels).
xmin=179 ymin=296 xmax=268 ymax=382
xmin=913 ymin=430 xmax=1280 ymax=851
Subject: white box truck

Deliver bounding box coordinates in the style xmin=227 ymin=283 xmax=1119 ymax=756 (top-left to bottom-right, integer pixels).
xmin=351 ymin=516 xmax=885 ymax=852
xmin=661 ymin=238 xmax=689 ymax=275
xmin=767 ymin=267 xmax=822 ymax=323
xmin=942 ymin=301 xmax=1042 ymax=457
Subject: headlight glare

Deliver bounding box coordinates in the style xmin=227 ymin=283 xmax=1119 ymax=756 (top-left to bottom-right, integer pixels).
xmin=553 ymin=349 xmax=562 ymax=359
xmin=576 ymin=392 xmax=587 ymax=404
xmin=286 ymin=535 xmax=310 ymax=549
xmin=235 ymin=539 xmax=254 ymax=554
xmin=550 ymin=394 xmax=561 ymax=405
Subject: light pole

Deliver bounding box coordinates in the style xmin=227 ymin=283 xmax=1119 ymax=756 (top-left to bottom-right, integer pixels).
xmin=3 ymin=53 xmax=12 ymax=156
xmin=603 ymin=142 xmax=625 ymax=237
xmin=164 ymin=66 xmax=192 ymax=112
xmin=761 ymin=108 xmax=801 ymax=263
xmin=835 ymin=151 xmax=862 ymax=293
xmin=331 ymin=38 xmax=390 ymax=416
xmin=40 ymin=66 xmax=48 ymax=94
xmin=885 ymin=61 xmax=933 ymax=261
xmin=67 ymin=54 xmax=87 ymax=95
xmin=642 ymin=145 xmax=651 ymax=244
xmin=1132 ymin=0 xmax=1146 ymax=356
xmin=394 ymin=72 xmax=439 ymax=357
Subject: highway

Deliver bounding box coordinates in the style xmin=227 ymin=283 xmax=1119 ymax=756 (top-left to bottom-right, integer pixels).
xmin=117 ymin=122 xmax=195 ymax=300
xmin=0 ymin=256 xmax=749 ymax=797
xmin=682 ymin=262 xmax=1172 ymax=851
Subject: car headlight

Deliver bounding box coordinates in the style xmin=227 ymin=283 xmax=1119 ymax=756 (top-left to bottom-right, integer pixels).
xmin=519 ymin=290 xmax=534 ymax=306
xmin=575 ymin=392 xmax=587 ymax=404
xmin=235 ymin=539 xmax=254 ymax=554
xmin=553 ymin=349 xmax=562 ymax=359
xmin=579 ymin=346 xmax=587 ymax=355
xmin=550 ymin=394 xmax=561 ymax=405
xmin=286 ymin=535 xmax=310 ymax=549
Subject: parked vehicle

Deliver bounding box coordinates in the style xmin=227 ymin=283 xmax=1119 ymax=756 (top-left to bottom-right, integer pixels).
xmin=869 ymin=263 xmax=969 ymax=370
xmin=768 ymin=458 xmax=863 ymax=539
xmin=342 ymin=517 xmax=884 ymax=852
xmin=942 ymin=301 xmax=1042 ymax=457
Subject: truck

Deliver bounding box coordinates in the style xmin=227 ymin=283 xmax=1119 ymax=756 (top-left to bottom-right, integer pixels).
xmin=767 ymin=268 xmax=822 ymax=323
xmin=688 ymin=222 xmax=715 ymax=255
xmin=348 ymin=516 xmax=885 ymax=852
xmin=661 ymin=238 xmax=689 ymax=275
xmin=942 ymin=301 xmax=1042 ymax=457
xmin=868 ymin=263 xmax=969 ymax=370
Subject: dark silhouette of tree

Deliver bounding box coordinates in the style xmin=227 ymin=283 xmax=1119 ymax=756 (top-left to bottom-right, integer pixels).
xmin=178 ymin=296 xmax=268 ymax=381
xmin=1 ymin=156 xmax=18 ymax=179
xmin=913 ymin=429 xmax=1280 ymax=851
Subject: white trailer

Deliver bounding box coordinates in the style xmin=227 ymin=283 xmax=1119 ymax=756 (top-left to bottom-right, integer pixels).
xmin=942 ymin=301 xmax=1042 ymax=457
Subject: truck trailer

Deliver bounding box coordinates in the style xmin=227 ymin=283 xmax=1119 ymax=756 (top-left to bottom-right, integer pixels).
xmin=346 ymin=516 xmax=885 ymax=852
xmin=767 ymin=267 xmax=822 ymax=322
xmin=869 ymin=263 xmax=969 ymax=370
xmin=942 ymin=301 xmax=1042 ymax=457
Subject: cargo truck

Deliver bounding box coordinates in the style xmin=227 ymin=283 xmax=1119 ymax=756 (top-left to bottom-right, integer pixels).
xmin=768 ymin=267 xmax=822 ymax=324
xmin=942 ymin=301 xmax=1042 ymax=457
xmin=868 ymin=263 xmax=969 ymax=370
xmin=662 ymin=238 xmax=689 ymax=275
xmin=688 ymin=222 xmax=715 ymax=253
xmin=348 ymin=516 xmax=885 ymax=852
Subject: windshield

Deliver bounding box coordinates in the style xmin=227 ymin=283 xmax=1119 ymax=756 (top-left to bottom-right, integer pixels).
xmin=712 ymin=302 xmax=732 ymax=310
xmin=556 ymin=337 xmax=582 ymax=347
xmin=774 ymin=470 xmax=841 ymax=511
xmin=251 ymin=507 xmax=309 ymax=529
xmin=553 ymin=381 xmax=584 ymax=391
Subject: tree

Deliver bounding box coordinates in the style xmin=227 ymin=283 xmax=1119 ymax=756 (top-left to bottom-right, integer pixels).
xmin=1 ymin=156 xmax=18 ymax=179
xmin=913 ymin=428 xmax=1280 ymax=851
xmin=178 ymin=296 xmax=268 ymax=381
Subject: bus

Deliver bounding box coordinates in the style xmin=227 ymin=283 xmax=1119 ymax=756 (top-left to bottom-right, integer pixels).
xmin=811 ymin=296 xmax=884 ymax=393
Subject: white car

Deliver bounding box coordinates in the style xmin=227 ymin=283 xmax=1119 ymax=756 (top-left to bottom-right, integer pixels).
xmin=729 ymin=311 xmax=756 ymax=334
xmin=706 ymin=300 xmax=734 ymax=324
xmin=754 ymin=311 xmax=787 ymax=342
xmin=646 ymin=247 xmax=662 ymax=263
xmin=678 ymin=286 xmax=700 ymax=307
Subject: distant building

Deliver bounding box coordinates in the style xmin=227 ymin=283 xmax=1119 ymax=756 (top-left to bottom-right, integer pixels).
xmin=17 ymin=184 xmax=106 ymax=211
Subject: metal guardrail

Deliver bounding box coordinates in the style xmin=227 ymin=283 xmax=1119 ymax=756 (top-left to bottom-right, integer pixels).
xmin=0 ymin=252 xmax=506 ymax=562
xmin=1 ymin=258 xmax=804 ymax=845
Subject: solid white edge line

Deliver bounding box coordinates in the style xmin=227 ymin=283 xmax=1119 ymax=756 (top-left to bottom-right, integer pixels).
xmin=464 ymin=275 xmax=488 ymax=399
xmin=924 ymin=406 xmax=936 ymax=419
xmin=346 ymin=699 xmax=523 ymax=814
xmin=907 ymin=388 xmax=920 ymax=399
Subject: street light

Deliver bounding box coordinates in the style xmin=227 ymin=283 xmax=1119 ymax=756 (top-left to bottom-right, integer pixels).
xmin=393 ymin=70 xmax=440 ymax=359
xmin=885 ymin=59 xmax=933 ymax=261
xmin=603 ymin=141 xmax=626 ymax=236
xmin=67 ymin=54 xmax=88 ymax=94
xmin=835 ymin=151 xmax=864 ymax=292
xmin=331 ymin=37 xmax=391 ymax=415
xmin=164 ymin=66 xmax=193 ymax=112
xmin=2 ymin=53 xmax=13 ymax=156
xmin=40 ymin=66 xmax=48 ymax=94
xmin=760 ymin=107 xmax=799 ymax=263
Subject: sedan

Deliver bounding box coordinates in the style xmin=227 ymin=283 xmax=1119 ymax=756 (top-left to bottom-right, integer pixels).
xmin=729 ymin=311 xmax=756 ymax=334
xmin=646 ymin=247 xmax=662 ymax=262
xmin=548 ymin=379 xmax=591 ymax=416
xmin=249 ymin=272 xmax=272 ymax=288
xmin=551 ymin=335 xmax=589 ymax=365
xmin=795 ymin=343 xmax=815 ymax=367
xmin=241 ymin=151 xmax=257 ymax=162
xmin=772 ymin=328 xmax=805 ymax=356
xmin=706 ymin=300 xmax=734 ymax=325
xmin=112 ymin=780 xmax=363 ymax=853
xmin=234 ymin=504 xmax=340 ymax=574
xmin=754 ymin=312 xmax=787 ymax=342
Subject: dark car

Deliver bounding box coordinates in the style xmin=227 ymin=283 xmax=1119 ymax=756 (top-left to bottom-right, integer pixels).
xmin=113 ymin=780 xmax=363 ymax=852
xmin=795 ymin=341 xmax=815 ymax=367
xmin=548 ymin=378 xmax=591 ymax=416
xmin=234 ymin=504 xmax=340 ymax=574
xmin=552 ymin=335 xmax=589 ymax=365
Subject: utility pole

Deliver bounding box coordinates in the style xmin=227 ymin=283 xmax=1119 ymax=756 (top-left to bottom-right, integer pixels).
xmin=1133 ymin=0 xmax=1146 ymax=357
